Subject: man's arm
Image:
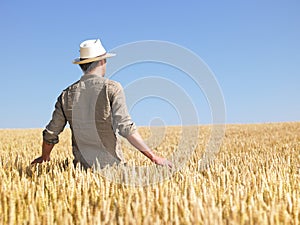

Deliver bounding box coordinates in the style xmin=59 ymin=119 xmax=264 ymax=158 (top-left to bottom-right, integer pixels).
xmin=109 ymin=82 xmax=172 ymax=168
xmin=126 ymin=132 xmax=172 ymax=168
xmin=31 ymin=94 xmax=67 ymax=165
xmin=31 ymin=141 xmax=54 ymax=164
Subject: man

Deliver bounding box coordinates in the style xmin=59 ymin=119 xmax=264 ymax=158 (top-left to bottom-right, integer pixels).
xmin=31 ymin=38 xmax=172 ymax=169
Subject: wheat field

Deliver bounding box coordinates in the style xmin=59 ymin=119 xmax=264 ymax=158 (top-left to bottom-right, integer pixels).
xmin=0 ymin=122 xmax=299 ymax=225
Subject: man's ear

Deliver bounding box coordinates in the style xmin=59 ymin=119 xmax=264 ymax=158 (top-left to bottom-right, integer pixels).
xmin=99 ymin=59 xmax=105 ymax=66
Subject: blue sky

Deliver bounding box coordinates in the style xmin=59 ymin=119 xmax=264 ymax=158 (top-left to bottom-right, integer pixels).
xmin=0 ymin=0 xmax=299 ymax=128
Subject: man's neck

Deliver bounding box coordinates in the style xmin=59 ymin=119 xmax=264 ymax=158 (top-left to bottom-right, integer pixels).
xmin=85 ymin=67 xmax=105 ymax=77
xmin=84 ymin=72 xmax=105 ymax=77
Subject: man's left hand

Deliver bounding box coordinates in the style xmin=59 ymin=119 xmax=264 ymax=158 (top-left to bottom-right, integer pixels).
xmin=31 ymin=155 xmax=50 ymax=165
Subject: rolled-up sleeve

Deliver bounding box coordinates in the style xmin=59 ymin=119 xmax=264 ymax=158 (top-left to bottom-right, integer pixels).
xmin=43 ymin=94 xmax=67 ymax=144
xmin=109 ymin=82 xmax=137 ymax=137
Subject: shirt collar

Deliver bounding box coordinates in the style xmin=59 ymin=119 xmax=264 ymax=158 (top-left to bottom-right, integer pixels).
xmin=80 ymin=74 xmax=105 ymax=81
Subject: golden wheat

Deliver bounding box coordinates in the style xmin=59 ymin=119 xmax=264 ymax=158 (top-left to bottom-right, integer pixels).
xmin=0 ymin=122 xmax=299 ymax=225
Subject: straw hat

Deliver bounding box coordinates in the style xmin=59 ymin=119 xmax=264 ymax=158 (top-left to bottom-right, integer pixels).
xmin=73 ymin=39 xmax=116 ymax=64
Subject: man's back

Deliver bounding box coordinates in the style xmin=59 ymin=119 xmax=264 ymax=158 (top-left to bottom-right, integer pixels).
xmin=45 ymin=74 xmax=136 ymax=169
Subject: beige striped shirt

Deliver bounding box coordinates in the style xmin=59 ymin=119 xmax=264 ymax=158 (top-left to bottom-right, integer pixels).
xmin=43 ymin=74 xmax=136 ymax=169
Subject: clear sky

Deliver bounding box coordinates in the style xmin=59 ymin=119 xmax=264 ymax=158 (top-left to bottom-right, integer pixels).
xmin=0 ymin=0 xmax=299 ymax=128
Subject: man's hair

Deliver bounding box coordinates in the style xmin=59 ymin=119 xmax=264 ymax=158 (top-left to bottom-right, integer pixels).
xmin=79 ymin=60 xmax=100 ymax=73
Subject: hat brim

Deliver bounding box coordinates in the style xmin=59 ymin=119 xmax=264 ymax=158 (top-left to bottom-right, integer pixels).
xmin=72 ymin=52 xmax=116 ymax=64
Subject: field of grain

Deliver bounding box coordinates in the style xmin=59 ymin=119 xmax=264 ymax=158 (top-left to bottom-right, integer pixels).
xmin=0 ymin=122 xmax=299 ymax=225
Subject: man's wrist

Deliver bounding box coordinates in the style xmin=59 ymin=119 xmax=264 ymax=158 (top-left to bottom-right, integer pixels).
xmin=151 ymin=155 xmax=159 ymax=163
xmin=141 ymin=149 xmax=156 ymax=162
xmin=41 ymin=154 xmax=50 ymax=161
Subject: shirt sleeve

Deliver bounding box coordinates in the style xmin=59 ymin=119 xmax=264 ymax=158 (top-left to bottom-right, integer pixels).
xmin=43 ymin=93 xmax=67 ymax=144
xmin=109 ymin=81 xmax=137 ymax=138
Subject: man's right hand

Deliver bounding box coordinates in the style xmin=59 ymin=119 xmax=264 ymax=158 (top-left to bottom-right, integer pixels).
xmin=152 ymin=156 xmax=173 ymax=168
xmin=126 ymin=132 xmax=173 ymax=168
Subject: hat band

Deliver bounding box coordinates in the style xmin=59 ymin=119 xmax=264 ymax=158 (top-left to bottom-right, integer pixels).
xmin=80 ymin=52 xmax=107 ymax=61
